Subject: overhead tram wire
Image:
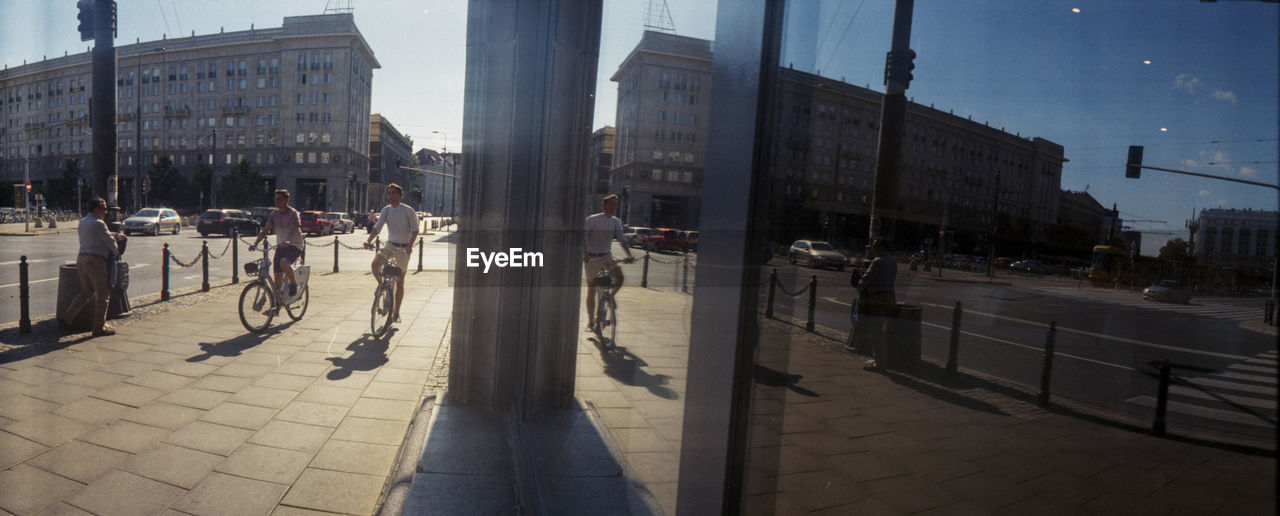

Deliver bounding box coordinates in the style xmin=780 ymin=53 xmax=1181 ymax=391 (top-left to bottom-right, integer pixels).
xmin=1072 ymin=138 xmax=1279 ymax=152
xmin=156 ymin=0 xmax=172 ymax=35
xmin=813 ymin=0 xmax=848 ymax=67
xmin=819 ymin=0 xmax=867 ymax=76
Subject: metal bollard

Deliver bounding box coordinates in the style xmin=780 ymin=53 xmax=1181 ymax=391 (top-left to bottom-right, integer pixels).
xmin=806 ymin=275 xmax=817 ymax=332
xmin=162 ymin=243 xmax=171 ymax=301
xmin=231 ymin=228 xmax=239 ymax=284
xmin=1037 ymin=321 xmax=1057 ymax=407
xmin=641 ymin=252 xmax=650 ymax=288
xmin=201 ymin=240 xmax=210 ymax=292
xmin=1153 ymin=359 xmax=1171 ymax=437
xmin=333 ymin=235 xmax=340 ymax=273
xmin=946 ymin=301 xmax=962 ymax=376
xmin=766 ymin=269 xmax=777 ymax=319
xmin=301 ymin=240 xmax=307 ymax=265
xmin=682 ymin=253 xmax=689 ymax=293
xmin=19 ymin=256 xmax=31 ymax=334
xmin=418 ymin=237 xmax=424 ymax=272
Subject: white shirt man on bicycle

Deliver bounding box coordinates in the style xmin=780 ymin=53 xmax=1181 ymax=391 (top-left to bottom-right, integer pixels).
xmin=250 ymin=189 xmax=305 ymax=299
xmin=365 ymin=183 xmax=418 ymax=322
xmin=584 ymin=194 xmax=634 ymax=331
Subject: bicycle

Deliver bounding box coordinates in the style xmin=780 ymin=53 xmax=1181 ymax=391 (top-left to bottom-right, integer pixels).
xmin=370 ymin=260 xmax=401 ymax=338
xmin=238 ymin=243 xmax=310 ymax=333
xmin=589 ymin=256 xmax=635 ymax=348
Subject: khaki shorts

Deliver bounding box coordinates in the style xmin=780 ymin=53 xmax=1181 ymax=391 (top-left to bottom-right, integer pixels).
xmin=584 ymin=254 xmax=616 ymax=279
xmin=378 ymin=243 xmax=411 ymax=270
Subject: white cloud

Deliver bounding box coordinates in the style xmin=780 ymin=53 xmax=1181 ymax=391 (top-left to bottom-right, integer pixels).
xmin=1182 ymin=159 xmax=1200 ymax=167
xmin=1173 ymin=74 xmax=1200 ymax=93
xmin=1198 ymin=189 xmax=1210 ymax=196
xmin=1215 ymin=198 xmax=1229 ymax=207
xmin=1239 ymin=166 xmax=1258 ymax=178
xmin=1210 ymin=90 xmax=1238 ymax=104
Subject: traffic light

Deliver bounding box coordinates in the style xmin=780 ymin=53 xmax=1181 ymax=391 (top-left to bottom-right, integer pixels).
xmin=396 ymin=157 xmax=402 ymax=168
xmin=1126 ymin=145 xmax=1144 ymax=178
xmin=903 ymin=49 xmax=916 ymax=84
xmin=76 ymin=0 xmax=95 ymax=42
xmin=882 ymin=49 xmax=917 ymax=87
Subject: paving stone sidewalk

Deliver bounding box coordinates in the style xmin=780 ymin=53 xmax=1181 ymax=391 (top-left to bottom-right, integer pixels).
xmin=0 ymin=270 xmax=452 ymax=515
xmin=570 ymin=284 xmax=1276 ymax=515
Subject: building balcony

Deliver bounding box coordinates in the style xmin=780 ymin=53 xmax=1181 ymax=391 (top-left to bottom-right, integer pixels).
xmin=221 ymin=106 xmax=249 ymax=115
xmin=164 ymin=107 xmax=191 ymax=117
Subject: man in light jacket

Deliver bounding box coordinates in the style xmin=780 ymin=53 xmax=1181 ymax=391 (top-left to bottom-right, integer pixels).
xmin=63 ymin=198 xmax=127 ymax=336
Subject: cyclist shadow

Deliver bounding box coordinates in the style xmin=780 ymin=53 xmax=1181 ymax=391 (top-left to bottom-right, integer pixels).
xmin=325 ymin=333 xmax=391 ymax=380
xmin=596 ymin=343 xmax=678 ymax=400
xmin=187 ymin=330 xmax=279 ymax=362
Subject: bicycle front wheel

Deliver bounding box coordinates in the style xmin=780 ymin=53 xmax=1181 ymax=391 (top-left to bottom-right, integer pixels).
xmin=285 ymin=283 xmax=309 ymax=321
xmin=371 ymin=283 xmax=395 ymax=338
xmin=238 ymin=282 xmax=275 ymax=333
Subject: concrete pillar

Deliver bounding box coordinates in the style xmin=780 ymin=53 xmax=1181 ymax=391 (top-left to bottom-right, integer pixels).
xmin=450 ymin=0 xmax=602 ymax=415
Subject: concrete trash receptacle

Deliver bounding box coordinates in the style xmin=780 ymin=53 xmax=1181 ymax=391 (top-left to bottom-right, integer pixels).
xmin=885 ymin=303 xmax=922 ymax=370
xmin=56 ymin=264 xmax=92 ymax=331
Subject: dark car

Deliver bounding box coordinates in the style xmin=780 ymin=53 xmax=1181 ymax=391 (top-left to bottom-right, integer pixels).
xmin=300 ymin=210 xmax=334 ymax=236
xmin=197 ymin=209 xmax=260 ymax=237
xmin=1143 ymin=280 xmax=1193 ymax=304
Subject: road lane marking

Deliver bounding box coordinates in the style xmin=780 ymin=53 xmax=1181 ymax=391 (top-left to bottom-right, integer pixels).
xmin=0 ymin=258 xmax=50 ymax=266
xmin=920 ymin=321 xmax=1136 ymax=372
xmin=0 ymin=277 xmax=59 ymax=289
xmin=916 ymin=301 xmax=1249 ymax=361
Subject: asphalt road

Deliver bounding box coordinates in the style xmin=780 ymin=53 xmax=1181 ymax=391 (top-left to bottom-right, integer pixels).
xmin=765 ymin=259 xmax=1277 ymax=441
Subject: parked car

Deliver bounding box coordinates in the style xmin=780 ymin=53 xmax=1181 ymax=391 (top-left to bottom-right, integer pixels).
xmin=1143 ymin=280 xmax=1193 ymax=304
xmin=788 ymin=240 xmax=846 ymax=271
xmin=645 ymin=228 xmax=687 ymax=252
xmin=197 ymin=209 xmax=260 ymax=237
xmin=324 ymin=212 xmax=356 ymax=233
xmin=122 ymin=208 xmax=182 ymax=236
xmin=993 ymin=257 xmax=1015 ymax=268
xmin=299 ymin=210 xmax=334 ymax=236
xmin=1011 ymin=259 xmax=1047 ymax=275
xmin=628 ymin=227 xmax=655 ymax=248
xmin=681 ymin=230 xmax=699 ymax=252
xmin=249 ymin=206 xmax=275 ymax=226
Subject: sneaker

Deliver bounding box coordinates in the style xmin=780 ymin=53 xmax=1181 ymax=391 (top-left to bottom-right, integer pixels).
xmin=585 ymin=322 xmax=596 ymax=332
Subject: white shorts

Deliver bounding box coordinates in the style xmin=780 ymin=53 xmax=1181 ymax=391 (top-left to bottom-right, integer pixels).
xmin=584 ymin=254 xmax=616 ymax=278
xmin=378 ymin=243 xmax=411 ymax=270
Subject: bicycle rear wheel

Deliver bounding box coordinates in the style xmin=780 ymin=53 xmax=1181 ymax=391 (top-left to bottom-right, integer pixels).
xmin=238 ymin=282 xmax=275 ymax=333
xmin=371 ymin=283 xmax=395 ymax=338
xmin=285 ymin=283 xmax=309 ymax=320
xmin=595 ymin=290 xmax=617 ymax=346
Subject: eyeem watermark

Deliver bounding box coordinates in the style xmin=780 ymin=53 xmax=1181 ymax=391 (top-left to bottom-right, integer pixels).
xmin=466 ymin=248 xmax=545 ymax=273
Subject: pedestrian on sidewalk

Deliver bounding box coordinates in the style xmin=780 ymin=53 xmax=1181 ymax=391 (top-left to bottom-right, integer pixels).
xmin=62 ymin=197 xmax=127 ymax=336
xmin=850 ymin=238 xmax=896 ymax=371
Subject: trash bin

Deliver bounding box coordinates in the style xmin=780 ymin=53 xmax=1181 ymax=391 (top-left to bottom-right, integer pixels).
xmin=885 ymin=303 xmax=922 ymax=370
xmin=55 ymin=260 xmax=131 ymax=331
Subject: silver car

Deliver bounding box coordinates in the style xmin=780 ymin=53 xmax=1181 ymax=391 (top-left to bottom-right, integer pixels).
xmin=1143 ymin=280 xmax=1193 ymax=304
xmin=122 ymin=208 xmax=182 ymax=236
xmin=788 ymin=240 xmax=847 ymax=271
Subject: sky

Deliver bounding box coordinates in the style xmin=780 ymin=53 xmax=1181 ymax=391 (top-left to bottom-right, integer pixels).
xmin=2 ymin=0 xmax=1276 ymax=256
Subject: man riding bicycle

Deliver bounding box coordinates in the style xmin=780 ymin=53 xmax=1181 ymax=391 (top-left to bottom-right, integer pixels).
xmin=365 ymin=183 xmax=418 ymax=322
xmin=584 ymin=194 xmax=634 ymax=332
xmin=250 ymin=189 xmax=305 ymax=302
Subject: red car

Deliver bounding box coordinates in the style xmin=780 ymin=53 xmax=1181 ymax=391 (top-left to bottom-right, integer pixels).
xmin=644 ymin=228 xmax=688 ymax=252
xmin=299 ymin=210 xmax=334 ymax=235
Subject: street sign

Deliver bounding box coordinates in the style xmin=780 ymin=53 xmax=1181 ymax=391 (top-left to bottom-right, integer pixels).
xmin=25 ymin=181 xmax=31 ymax=193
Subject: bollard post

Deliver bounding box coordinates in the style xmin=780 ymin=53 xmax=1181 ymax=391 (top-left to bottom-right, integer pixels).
xmin=231 ymin=228 xmax=239 ymax=284
xmin=19 ymin=256 xmax=31 ymax=334
xmin=682 ymin=252 xmax=689 ymax=293
xmin=641 ymin=252 xmax=650 ymax=288
xmin=806 ymin=275 xmax=817 ymax=332
xmin=162 ymin=243 xmax=171 ymax=301
xmin=333 ymin=235 xmax=340 ymax=273
xmin=946 ymin=301 xmax=962 ymax=376
xmin=1038 ymin=321 xmax=1057 ymax=407
xmin=418 ymin=237 xmax=424 ymax=272
xmin=301 ymin=239 xmax=307 ymax=265
xmin=766 ymin=269 xmax=777 ymax=319
xmin=1153 ymin=359 xmax=1171 ymax=437
xmin=201 ymin=240 xmax=210 ymax=292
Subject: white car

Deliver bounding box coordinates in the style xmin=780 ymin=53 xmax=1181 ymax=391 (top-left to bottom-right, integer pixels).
xmin=323 ymin=212 xmax=355 ymax=233
xmin=122 ymin=208 xmax=182 ymax=236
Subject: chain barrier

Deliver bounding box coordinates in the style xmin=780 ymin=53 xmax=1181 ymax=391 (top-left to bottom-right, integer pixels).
xmin=774 ymin=276 xmax=811 ymax=298
xmin=340 ymin=240 xmax=372 ymax=251
xmin=647 ymin=253 xmax=684 ymax=265
xmin=305 ymin=237 xmax=338 ymax=248
xmin=205 ymin=238 xmax=234 ymax=260
xmin=169 ymin=249 xmax=204 ymax=268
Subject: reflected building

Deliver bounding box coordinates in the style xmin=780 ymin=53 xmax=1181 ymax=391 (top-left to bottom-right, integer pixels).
xmin=369 ymin=113 xmax=413 ymax=210
xmin=1194 ymin=207 xmax=1278 ymax=269
xmin=0 ymin=13 xmax=377 ymax=212
xmin=588 ymin=126 xmax=614 ymax=216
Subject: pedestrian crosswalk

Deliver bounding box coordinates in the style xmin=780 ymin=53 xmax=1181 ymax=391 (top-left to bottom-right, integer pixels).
xmin=1028 ymin=286 xmax=1266 ymax=322
xmin=1126 ymin=350 xmax=1277 ymax=439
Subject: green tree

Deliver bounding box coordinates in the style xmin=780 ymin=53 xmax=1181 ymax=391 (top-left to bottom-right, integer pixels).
xmin=45 ymin=159 xmax=85 ymax=210
xmin=1159 ymin=237 xmax=1192 ymax=262
xmin=147 ymin=157 xmax=189 ymax=208
xmin=217 ymin=159 xmax=264 ymax=208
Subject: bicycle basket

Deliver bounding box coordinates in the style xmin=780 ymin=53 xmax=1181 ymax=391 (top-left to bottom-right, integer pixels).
xmin=245 ymin=258 xmax=268 ymax=276
xmin=382 ymin=264 xmax=402 ymax=278
xmin=591 ymin=274 xmax=614 ymax=288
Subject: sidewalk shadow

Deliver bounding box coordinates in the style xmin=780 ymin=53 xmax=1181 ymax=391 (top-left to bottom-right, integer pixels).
xmin=431 ymin=232 xmax=456 ymax=244
xmin=325 ymin=333 xmax=390 ymax=380
xmin=752 ymin=364 xmax=819 ymax=397
xmin=0 ymin=320 xmax=96 ymax=364
xmin=596 ymin=343 xmax=678 ymax=400
xmin=187 ymin=330 xmax=279 ymax=362
xmin=878 ymin=361 xmax=1011 ymax=416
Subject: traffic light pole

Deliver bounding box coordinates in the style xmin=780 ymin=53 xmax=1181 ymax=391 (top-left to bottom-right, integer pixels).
xmin=868 ymin=0 xmax=914 ymax=249
xmin=89 ymin=0 xmax=118 ymax=223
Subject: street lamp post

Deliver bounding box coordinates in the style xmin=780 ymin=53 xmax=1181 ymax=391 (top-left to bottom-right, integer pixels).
xmin=136 ymin=47 xmax=165 ymax=212
xmin=432 ymin=130 xmax=455 ymax=230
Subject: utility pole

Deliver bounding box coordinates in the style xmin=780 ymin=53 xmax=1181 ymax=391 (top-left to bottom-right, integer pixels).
xmin=868 ymin=0 xmax=915 ymax=249
xmin=87 ymin=0 xmax=119 ymax=223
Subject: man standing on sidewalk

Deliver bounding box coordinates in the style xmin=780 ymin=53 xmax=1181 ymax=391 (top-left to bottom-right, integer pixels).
xmin=365 ymin=184 xmax=418 ymax=322
xmin=63 ymin=197 xmax=127 ymax=336
xmin=851 ymin=238 xmax=897 ymax=371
